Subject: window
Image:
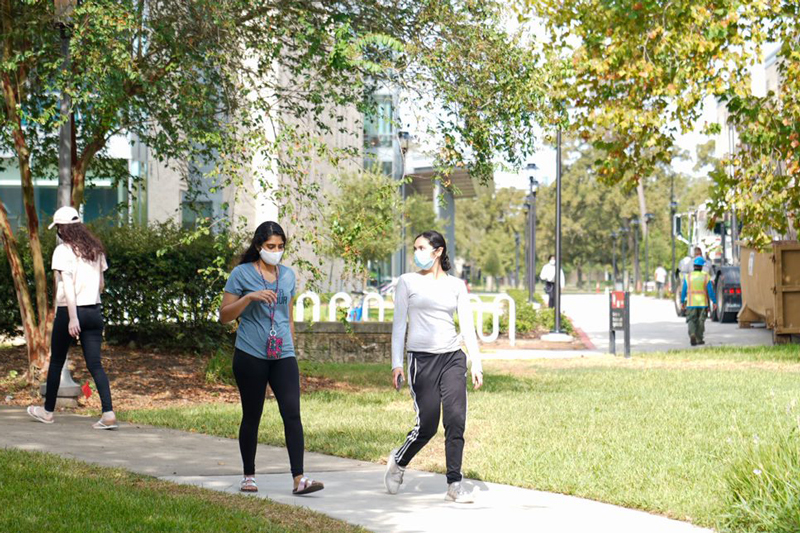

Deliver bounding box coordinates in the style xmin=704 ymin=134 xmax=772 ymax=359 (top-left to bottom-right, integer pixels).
xmin=181 ymin=195 xmax=213 ymax=230
xmin=364 ymin=98 xmax=394 ymax=149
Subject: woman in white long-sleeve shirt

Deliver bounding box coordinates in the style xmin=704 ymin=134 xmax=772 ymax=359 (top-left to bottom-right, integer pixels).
xmin=384 ymin=230 xmax=482 ymax=504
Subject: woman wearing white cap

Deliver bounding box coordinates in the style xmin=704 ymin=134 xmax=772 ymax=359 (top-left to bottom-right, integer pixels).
xmin=27 ymin=206 xmax=117 ymax=429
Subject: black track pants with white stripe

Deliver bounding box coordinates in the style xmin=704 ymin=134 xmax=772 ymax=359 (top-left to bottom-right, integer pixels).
xmin=395 ymin=349 xmax=467 ymax=484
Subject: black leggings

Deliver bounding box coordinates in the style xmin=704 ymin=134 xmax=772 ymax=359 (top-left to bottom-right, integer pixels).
xmin=45 ymin=305 xmax=113 ymax=413
xmin=232 ymin=348 xmax=304 ymax=477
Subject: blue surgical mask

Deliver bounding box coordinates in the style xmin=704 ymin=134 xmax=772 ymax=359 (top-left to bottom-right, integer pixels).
xmin=414 ymin=249 xmax=435 ymax=270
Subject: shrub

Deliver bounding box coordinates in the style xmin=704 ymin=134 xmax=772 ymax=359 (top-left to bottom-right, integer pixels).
xmin=506 ymin=288 xmax=543 ymax=306
xmin=205 ymin=348 xmax=235 ymax=386
xmin=481 ymin=298 xmax=574 ymax=337
xmin=1 ymin=222 xmax=244 ymax=352
xmin=721 ymin=408 xmax=800 ymax=533
xmin=0 ymin=229 xmax=57 ymax=338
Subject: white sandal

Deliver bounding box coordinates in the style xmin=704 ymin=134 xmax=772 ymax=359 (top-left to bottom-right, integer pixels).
xmin=92 ymin=416 xmax=118 ymax=430
xmin=293 ymin=475 xmax=324 ymax=495
xmin=240 ymin=477 xmax=258 ymax=493
xmin=27 ymin=406 xmax=54 ymax=424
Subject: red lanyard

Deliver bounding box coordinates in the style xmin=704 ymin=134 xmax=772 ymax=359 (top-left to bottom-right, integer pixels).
xmin=258 ymin=263 xmax=279 ymax=331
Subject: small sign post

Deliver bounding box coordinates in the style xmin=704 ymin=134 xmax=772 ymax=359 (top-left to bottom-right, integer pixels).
xmin=609 ymin=291 xmax=631 ymax=357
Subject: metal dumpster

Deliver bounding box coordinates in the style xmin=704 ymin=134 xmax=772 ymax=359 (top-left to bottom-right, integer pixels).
xmin=739 ymin=241 xmax=800 ymax=343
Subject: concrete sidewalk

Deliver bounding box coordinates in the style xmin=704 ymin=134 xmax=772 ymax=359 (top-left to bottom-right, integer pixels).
xmin=1 ymin=406 xmax=712 ymax=533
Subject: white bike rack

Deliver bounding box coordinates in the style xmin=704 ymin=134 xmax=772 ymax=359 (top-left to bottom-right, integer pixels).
xmin=468 ymin=294 xmax=516 ymax=345
xmin=328 ymin=292 xmax=353 ymax=322
xmin=493 ymin=293 xmax=516 ymax=347
xmin=469 ymin=295 xmax=499 ymax=343
xmin=295 ymin=291 xmax=321 ymax=322
xmin=361 ymin=292 xmax=386 ymax=322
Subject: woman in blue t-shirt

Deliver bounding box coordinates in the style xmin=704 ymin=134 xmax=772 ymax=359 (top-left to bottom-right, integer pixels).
xmin=220 ymin=221 xmax=323 ymax=495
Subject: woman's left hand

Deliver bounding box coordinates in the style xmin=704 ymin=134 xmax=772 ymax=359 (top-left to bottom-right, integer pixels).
xmin=471 ymin=369 xmax=483 ymax=390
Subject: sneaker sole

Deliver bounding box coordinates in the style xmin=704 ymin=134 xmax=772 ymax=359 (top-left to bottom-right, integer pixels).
xmin=384 ymin=450 xmax=402 ymax=494
xmin=445 ymin=495 xmax=475 ymax=504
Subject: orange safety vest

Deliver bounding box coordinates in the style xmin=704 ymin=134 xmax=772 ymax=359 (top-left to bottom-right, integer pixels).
xmin=687 ymin=271 xmax=710 ymax=307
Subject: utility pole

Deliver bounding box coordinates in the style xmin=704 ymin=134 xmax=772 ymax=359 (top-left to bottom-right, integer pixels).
xmin=514 ymin=232 xmax=520 ymax=288
xmin=525 ymin=164 xmax=538 ymax=302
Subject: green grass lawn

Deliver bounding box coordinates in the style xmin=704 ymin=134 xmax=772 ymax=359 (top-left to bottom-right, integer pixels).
xmin=0 ymin=448 xmax=363 ymax=533
xmin=121 ymin=348 xmax=800 ymax=530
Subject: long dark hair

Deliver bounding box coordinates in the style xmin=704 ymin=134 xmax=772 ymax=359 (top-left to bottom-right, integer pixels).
xmin=239 ymin=221 xmax=287 ymax=264
xmin=415 ymin=230 xmax=451 ymax=272
xmin=57 ymin=223 xmax=106 ymax=262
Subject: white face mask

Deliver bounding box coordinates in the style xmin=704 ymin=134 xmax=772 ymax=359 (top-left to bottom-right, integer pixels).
xmin=414 ymin=249 xmax=435 ymax=270
xmin=260 ymin=249 xmax=283 ymax=266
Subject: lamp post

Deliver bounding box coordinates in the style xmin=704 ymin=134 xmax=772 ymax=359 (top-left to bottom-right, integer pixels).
xmin=514 ymin=232 xmax=520 ymax=288
xmin=42 ymin=0 xmax=81 ymax=403
xmin=525 ymin=164 xmax=538 ymax=302
xmin=630 ymin=216 xmax=640 ymax=292
xmin=644 ymin=212 xmax=655 ymax=288
xmin=611 ymin=231 xmax=618 ymax=288
xmin=670 ymin=200 xmax=678 ymax=292
xmin=397 ymin=131 xmax=411 ymax=274
xmin=55 ymin=0 xmax=76 ymax=208
xmin=619 ymin=225 xmax=629 ymax=291
xmin=552 ymin=128 xmax=564 ymax=334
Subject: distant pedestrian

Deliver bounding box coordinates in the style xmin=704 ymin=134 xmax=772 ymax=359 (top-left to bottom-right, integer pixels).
xmin=539 ymin=255 xmax=565 ymax=308
xmin=219 ymin=221 xmax=323 ymax=496
xmin=681 ymin=257 xmax=717 ymax=346
xmin=385 ymin=230 xmax=483 ymax=504
xmin=27 ymin=206 xmax=117 ymax=430
xmin=655 ymin=266 xmax=667 ymax=298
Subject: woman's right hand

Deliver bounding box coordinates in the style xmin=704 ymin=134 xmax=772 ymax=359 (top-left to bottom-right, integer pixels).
xmin=68 ymin=317 xmax=81 ymax=338
xmin=248 ymin=290 xmax=277 ymax=304
xmin=392 ymin=367 xmax=405 ymax=389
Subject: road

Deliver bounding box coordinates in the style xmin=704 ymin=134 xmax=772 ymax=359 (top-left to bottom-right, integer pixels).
xmin=561 ymin=293 xmax=773 ymax=353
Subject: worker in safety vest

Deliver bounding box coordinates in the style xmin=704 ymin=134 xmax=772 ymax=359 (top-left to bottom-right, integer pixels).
xmin=680 ymin=257 xmax=717 ymax=346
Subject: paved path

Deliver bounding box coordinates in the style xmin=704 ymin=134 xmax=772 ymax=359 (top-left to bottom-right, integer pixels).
xmin=1 ymin=406 xmax=711 ymax=533
xmin=561 ymin=293 xmax=772 ymax=354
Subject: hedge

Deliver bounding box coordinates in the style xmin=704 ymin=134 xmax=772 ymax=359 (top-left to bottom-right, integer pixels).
xmin=1 ymin=223 xmax=243 ymax=352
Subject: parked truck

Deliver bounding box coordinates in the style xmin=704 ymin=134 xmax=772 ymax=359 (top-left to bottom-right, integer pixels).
xmin=672 ymin=202 xmax=742 ymax=322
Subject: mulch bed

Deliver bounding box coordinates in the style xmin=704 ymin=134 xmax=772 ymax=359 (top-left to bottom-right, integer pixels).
xmin=0 ymin=345 xmax=339 ymax=414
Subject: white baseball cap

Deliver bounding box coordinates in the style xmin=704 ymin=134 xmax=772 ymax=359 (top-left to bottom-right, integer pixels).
xmin=48 ymin=206 xmax=81 ymax=229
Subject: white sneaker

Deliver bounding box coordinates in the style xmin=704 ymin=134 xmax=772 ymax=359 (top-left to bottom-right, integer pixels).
xmin=445 ymin=482 xmax=474 ymax=503
xmin=384 ymin=449 xmax=405 ymax=494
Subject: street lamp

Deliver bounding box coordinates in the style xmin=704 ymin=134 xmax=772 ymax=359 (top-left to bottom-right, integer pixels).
xmin=630 ymin=216 xmax=640 ymax=292
xmin=514 ymin=232 xmax=520 ymax=288
xmin=611 ymin=231 xmax=618 ymax=288
xmin=55 ymin=0 xmax=76 ymax=208
xmin=619 ymin=225 xmax=629 ymax=291
xmin=552 ymin=128 xmax=565 ymax=335
xmin=670 ymin=200 xmax=678 ymax=292
xmin=644 ymin=212 xmax=655 ymax=287
xmin=397 ymin=131 xmax=411 ymax=274
xmin=42 ymin=0 xmax=81 ymax=404
xmin=524 ymin=163 xmax=539 ymax=302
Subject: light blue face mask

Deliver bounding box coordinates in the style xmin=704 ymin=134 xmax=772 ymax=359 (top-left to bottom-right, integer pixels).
xmin=414 ymin=249 xmax=435 ymax=270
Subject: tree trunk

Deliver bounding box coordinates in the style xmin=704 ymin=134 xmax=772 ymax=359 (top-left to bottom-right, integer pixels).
xmin=2 ymin=71 xmax=55 ymax=380
xmin=0 ymin=201 xmax=52 ymax=381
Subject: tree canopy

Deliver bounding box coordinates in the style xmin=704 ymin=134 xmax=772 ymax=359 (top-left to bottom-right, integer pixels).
xmin=525 ymin=0 xmax=799 ymax=246
xmin=1 ymin=0 xmax=548 ymax=372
